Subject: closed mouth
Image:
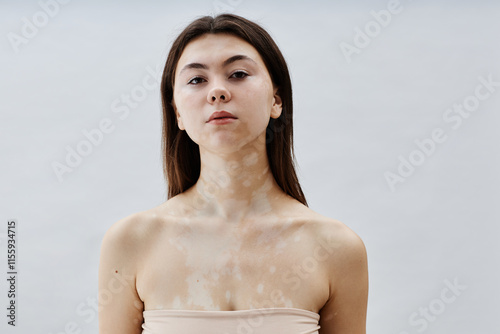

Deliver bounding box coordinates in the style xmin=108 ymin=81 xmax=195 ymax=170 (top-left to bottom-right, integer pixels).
xmin=208 ymin=111 xmax=237 ymax=122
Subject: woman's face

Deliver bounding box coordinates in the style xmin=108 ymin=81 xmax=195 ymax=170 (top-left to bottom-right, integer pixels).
xmin=172 ymin=33 xmax=282 ymax=153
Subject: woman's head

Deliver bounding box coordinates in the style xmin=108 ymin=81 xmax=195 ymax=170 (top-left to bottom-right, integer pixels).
xmin=172 ymin=33 xmax=282 ymax=153
xmin=161 ymin=13 xmax=307 ymax=206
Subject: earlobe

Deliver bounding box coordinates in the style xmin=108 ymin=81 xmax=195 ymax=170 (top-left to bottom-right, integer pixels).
xmin=271 ymin=88 xmax=283 ymax=119
xmin=177 ymin=116 xmax=185 ymax=131
xmin=171 ymin=100 xmax=185 ymax=130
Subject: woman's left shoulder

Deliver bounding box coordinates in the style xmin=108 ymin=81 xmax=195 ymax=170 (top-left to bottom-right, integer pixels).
xmin=297 ymin=207 xmax=367 ymax=260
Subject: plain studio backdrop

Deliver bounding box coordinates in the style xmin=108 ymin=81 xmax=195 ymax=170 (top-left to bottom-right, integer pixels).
xmin=1 ymin=0 xmax=499 ymax=333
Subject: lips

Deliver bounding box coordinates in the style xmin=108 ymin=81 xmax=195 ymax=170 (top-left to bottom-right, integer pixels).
xmin=207 ymin=111 xmax=237 ymax=122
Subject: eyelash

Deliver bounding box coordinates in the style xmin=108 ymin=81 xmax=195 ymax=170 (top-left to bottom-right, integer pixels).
xmin=187 ymin=71 xmax=249 ymax=85
xmin=230 ymin=70 xmax=248 ymax=79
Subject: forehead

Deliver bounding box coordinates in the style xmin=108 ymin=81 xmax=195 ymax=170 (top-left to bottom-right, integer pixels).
xmin=176 ymin=33 xmax=266 ymax=74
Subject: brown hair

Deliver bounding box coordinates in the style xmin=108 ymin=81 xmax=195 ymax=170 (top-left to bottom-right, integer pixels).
xmin=160 ymin=13 xmax=307 ymax=206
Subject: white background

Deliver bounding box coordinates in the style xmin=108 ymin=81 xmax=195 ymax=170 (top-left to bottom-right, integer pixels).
xmin=1 ymin=0 xmax=499 ymax=333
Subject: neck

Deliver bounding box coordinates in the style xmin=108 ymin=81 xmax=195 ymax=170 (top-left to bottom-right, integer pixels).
xmin=186 ymin=141 xmax=284 ymax=222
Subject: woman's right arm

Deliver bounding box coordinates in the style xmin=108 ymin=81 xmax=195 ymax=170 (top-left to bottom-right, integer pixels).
xmin=98 ymin=215 xmax=145 ymax=334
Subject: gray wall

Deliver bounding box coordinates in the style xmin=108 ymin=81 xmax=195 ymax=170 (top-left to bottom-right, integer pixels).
xmin=1 ymin=0 xmax=499 ymax=333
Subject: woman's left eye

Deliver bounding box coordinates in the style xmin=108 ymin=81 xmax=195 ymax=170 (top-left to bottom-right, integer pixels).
xmin=230 ymin=71 xmax=248 ymax=79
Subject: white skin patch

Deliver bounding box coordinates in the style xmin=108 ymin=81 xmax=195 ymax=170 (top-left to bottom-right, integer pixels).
xmin=172 ymin=296 xmax=182 ymax=309
xmin=169 ymin=222 xmax=244 ymax=309
xmin=271 ymin=289 xmax=294 ymax=308
xmin=226 ymin=290 xmax=231 ymax=302
xmin=293 ymin=224 xmax=305 ymax=242
xmin=185 ymin=274 xmax=216 ymax=309
xmin=274 ymin=240 xmax=287 ymax=255
xmin=252 ymin=193 xmax=273 ymax=214
xmin=243 ymin=151 xmax=259 ymax=166
xmin=231 ymin=265 xmax=243 ymax=280
xmin=210 ymin=271 xmax=220 ymax=280
xmin=257 ymin=284 xmax=264 ymax=294
xmin=270 ymin=266 xmax=276 ymax=273
xmin=169 ymin=238 xmax=185 ymax=251
xmin=255 ymin=222 xmax=290 ymax=246
xmin=276 ymin=240 xmax=287 ymax=249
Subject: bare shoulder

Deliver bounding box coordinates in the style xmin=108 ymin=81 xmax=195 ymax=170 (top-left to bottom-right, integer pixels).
xmin=296 ymin=211 xmax=368 ymax=332
xmin=292 ymin=207 xmax=368 ymax=331
xmin=102 ymin=210 xmax=155 ymax=247
xmin=292 ymin=204 xmax=366 ymax=252
xmin=98 ymin=207 xmax=170 ymax=332
xmin=293 ymin=206 xmax=368 ymax=273
xmin=316 ymin=214 xmax=366 ymax=258
xmin=100 ymin=206 xmax=168 ymax=265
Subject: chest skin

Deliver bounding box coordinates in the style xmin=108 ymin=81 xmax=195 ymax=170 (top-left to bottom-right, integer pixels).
xmin=135 ymin=215 xmax=331 ymax=313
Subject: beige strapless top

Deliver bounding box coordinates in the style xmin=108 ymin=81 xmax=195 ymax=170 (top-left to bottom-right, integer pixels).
xmin=141 ymin=307 xmax=320 ymax=334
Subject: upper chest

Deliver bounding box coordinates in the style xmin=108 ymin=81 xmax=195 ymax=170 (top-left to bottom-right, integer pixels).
xmin=136 ymin=217 xmax=331 ymax=312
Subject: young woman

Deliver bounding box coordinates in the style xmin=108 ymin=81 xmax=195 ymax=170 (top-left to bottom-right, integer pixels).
xmin=98 ymin=13 xmax=368 ymax=334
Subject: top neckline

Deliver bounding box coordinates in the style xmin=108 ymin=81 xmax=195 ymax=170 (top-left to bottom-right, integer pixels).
xmin=143 ymin=307 xmax=319 ymax=319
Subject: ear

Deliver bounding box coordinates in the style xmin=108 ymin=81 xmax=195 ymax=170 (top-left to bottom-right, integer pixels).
xmin=171 ymin=99 xmax=185 ymax=130
xmin=270 ymin=87 xmax=282 ymax=119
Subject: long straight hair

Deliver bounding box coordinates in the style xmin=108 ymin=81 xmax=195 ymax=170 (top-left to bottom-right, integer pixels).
xmin=160 ymin=13 xmax=307 ymax=206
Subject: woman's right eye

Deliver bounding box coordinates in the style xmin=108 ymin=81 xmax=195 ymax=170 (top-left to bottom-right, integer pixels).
xmin=187 ymin=76 xmax=206 ymax=85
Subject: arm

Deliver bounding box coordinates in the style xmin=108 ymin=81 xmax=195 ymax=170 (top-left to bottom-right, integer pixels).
xmin=98 ymin=216 xmax=145 ymax=334
xmin=318 ymin=223 xmax=369 ymax=334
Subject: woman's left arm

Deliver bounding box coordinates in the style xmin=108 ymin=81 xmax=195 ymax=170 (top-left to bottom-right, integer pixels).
xmin=318 ymin=222 xmax=369 ymax=334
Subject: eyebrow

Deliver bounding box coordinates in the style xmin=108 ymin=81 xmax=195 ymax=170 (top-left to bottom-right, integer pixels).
xmin=179 ymin=54 xmax=257 ymax=75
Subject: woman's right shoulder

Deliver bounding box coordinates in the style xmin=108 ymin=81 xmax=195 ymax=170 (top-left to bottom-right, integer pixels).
xmin=101 ymin=206 xmax=170 ymax=255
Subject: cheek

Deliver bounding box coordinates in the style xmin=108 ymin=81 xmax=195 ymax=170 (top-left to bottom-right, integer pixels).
xmin=174 ymin=90 xmax=202 ymax=125
xmin=243 ymin=80 xmax=273 ymax=108
xmin=243 ymin=81 xmax=274 ymax=121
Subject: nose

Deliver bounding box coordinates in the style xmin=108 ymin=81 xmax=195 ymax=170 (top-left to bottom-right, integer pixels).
xmin=207 ymin=85 xmax=231 ymax=104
